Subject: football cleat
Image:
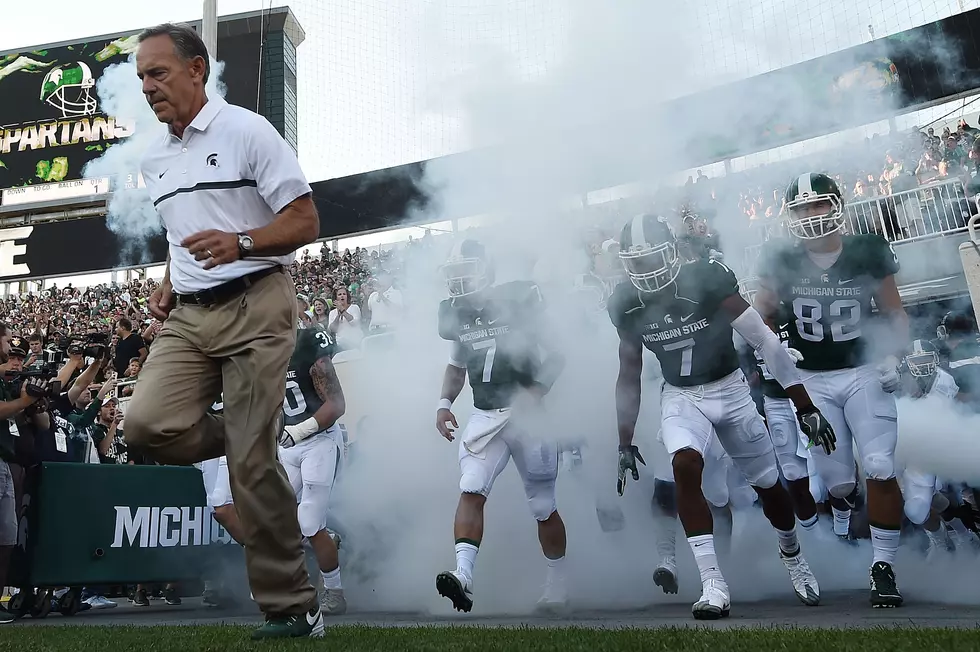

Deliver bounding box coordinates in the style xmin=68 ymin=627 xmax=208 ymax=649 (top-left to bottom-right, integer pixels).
xmin=692 ymin=579 xmax=730 ymax=620
xmin=436 ymin=570 xmax=474 ymax=613
xmin=779 ymin=548 xmax=820 ymax=606
xmin=870 ymin=561 xmax=903 ymax=608
xmin=653 ymin=558 xmax=679 ymax=595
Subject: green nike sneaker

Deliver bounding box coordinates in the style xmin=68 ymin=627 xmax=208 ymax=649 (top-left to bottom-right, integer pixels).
xmin=251 ymin=603 xmax=324 ymax=640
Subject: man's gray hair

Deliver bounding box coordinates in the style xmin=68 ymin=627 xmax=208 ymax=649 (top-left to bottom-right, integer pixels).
xmin=138 ymin=22 xmax=211 ymax=84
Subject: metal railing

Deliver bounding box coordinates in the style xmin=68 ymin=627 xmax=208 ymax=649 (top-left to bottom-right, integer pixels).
xmin=843 ymin=178 xmax=973 ymax=244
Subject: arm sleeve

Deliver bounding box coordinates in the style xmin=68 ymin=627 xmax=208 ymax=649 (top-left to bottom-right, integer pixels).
xmin=245 ymin=114 xmax=313 ymax=214
xmin=731 ymin=307 xmax=803 ymax=392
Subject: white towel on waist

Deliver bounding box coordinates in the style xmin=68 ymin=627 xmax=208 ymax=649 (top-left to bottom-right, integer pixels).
xmin=462 ymin=408 xmax=512 ymax=458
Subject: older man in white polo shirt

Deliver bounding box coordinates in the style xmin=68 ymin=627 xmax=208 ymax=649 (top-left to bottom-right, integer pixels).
xmin=124 ymin=23 xmax=322 ymax=640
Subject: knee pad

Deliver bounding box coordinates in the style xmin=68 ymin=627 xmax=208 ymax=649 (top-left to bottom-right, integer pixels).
xmin=459 ymin=473 xmax=491 ymax=497
xmin=904 ymin=494 xmax=931 ymax=526
xmin=862 ymin=452 xmax=896 ymax=481
xmin=702 ymin=464 xmax=731 ymax=508
xmin=735 ymin=451 xmax=779 ymax=489
xmin=652 ymin=479 xmax=677 ymax=513
xmin=828 ymin=481 xmax=857 ymax=501
xmin=526 ymin=480 xmax=557 ymax=522
xmin=297 ymin=490 xmax=330 ymax=538
xmin=778 ymin=453 xmax=809 ymax=482
xmin=932 ymin=492 xmax=951 ymax=515
xmin=749 ymin=466 xmax=780 ymax=490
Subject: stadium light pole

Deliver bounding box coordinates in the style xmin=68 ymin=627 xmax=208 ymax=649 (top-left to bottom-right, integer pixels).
xmin=202 ymin=0 xmax=218 ymax=60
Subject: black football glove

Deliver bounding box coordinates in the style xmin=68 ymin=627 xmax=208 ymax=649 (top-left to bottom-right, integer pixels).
xmin=798 ymin=407 xmax=837 ymax=455
xmin=617 ymin=444 xmax=646 ymax=496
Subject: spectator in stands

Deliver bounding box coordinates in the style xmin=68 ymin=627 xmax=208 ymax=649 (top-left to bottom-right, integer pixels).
xmin=91 ymin=398 xmax=127 ymax=465
xmin=113 ymin=318 xmax=147 ymax=379
xmin=24 ymin=334 xmax=44 ymax=370
xmin=311 ymin=297 xmax=330 ymax=327
xmin=328 ymin=287 xmax=363 ymax=351
xmin=367 ymin=275 xmax=402 ymax=333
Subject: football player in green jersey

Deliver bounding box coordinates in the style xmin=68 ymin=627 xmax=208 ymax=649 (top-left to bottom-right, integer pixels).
xmin=278 ymin=324 xmax=349 ymax=616
xmin=754 ymin=172 xmax=910 ymax=608
xmin=610 ymin=214 xmax=836 ymax=619
xmin=434 ymin=239 xmax=568 ymax=614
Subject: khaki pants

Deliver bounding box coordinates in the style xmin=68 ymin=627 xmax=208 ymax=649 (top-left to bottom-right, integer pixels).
xmin=124 ymin=269 xmax=315 ymax=615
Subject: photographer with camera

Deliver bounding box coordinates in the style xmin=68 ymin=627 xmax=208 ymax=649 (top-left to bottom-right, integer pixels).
xmin=40 ymin=340 xmax=114 ymax=464
xmin=0 ymin=323 xmax=51 ymax=625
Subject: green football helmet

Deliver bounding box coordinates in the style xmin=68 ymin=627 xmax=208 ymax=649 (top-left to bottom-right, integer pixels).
xmin=784 ymin=172 xmax=845 ymax=240
xmin=40 ymin=61 xmax=97 ymax=118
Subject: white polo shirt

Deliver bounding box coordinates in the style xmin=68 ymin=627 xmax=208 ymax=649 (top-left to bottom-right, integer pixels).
xmin=140 ymin=95 xmax=312 ymax=293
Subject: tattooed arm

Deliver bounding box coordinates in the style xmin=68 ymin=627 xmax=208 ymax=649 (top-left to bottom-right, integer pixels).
xmin=310 ymin=356 xmax=346 ymax=430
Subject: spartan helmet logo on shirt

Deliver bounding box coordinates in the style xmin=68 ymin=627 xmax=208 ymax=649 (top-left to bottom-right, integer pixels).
xmin=39 ymin=62 xmax=98 ymax=118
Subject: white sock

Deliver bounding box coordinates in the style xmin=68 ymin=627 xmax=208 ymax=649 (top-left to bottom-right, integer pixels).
xmin=924 ymin=526 xmax=945 ymax=549
xmin=800 ymin=514 xmax=818 ymax=529
xmin=654 ymin=517 xmax=677 ymax=563
xmin=321 ymin=566 xmax=342 ymax=590
xmin=688 ymin=534 xmax=725 ymax=584
xmin=869 ymin=526 xmax=900 ymax=566
xmin=832 ymin=507 xmax=851 ymax=537
xmin=455 ymin=541 xmax=479 ymax=581
xmin=545 ymin=555 xmax=566 ymax=584
xmin=775 ymin=526 xmax=800 ymax=556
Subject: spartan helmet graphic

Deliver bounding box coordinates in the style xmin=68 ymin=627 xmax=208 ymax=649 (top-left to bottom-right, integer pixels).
xmin=40 ymin=61 xmax=98 ymax=118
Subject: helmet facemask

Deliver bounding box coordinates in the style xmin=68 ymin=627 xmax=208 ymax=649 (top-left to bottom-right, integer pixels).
xmin=786 ymin=195 xmax=845 ymax=240
xmin=620 ymin=240 xmax=682 ymax=293
xmin=441 ymin=257 xmax=490 ymax=297
xmin=905 ymin=350 xmax=938 ymax=377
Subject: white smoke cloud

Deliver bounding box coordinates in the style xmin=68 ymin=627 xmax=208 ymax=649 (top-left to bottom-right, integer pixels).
xmin=896 ymin=395 xmax=980 ymax=485
xmin=82 ymin=55 xmax=227 ymax=265
xmin=318 ymin=2 xmax=980 ymax=617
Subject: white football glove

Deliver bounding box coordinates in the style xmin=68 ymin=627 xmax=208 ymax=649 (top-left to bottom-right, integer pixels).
xmin=877 ymin=355 xmax=901 ymax=394
xmin=785 ymin=347 xmax=805 ymax=364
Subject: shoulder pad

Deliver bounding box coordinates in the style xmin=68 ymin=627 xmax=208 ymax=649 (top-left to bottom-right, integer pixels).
xmin=297 ymin=327 xmax=334 ymax=359
xmin=852 ymin=233 xmax=899 ymax=277
xmin=494 ymin=280 xmax=545 ymax=307
xmin=606 ymin=281 xmax=641 ymax=328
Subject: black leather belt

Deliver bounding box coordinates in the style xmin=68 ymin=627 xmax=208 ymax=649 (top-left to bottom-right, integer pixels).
xmin=176 ymin=265 xmax=283 ymax=307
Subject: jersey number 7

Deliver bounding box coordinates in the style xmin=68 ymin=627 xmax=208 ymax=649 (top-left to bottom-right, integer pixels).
xmin=472 ymin=339 xmax=496 ymax=382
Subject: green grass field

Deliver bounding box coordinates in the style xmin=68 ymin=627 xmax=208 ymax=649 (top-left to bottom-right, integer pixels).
xmin=4 ymin=625 xmax=980 ymax=651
